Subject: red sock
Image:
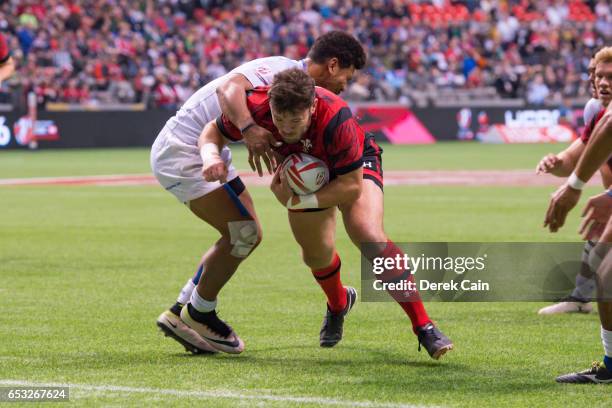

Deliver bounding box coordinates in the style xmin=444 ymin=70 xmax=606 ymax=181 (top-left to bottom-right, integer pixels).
xmin=377 ymin=240 xmax=431 ymax=332
xmin=312 ymin=253 xmax=347 ymax=313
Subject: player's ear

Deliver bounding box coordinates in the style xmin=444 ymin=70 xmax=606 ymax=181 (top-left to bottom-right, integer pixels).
xmin=327 ymin=58 xmax=339 ymax=75
xmin=310 ymin=98 xmax=317 ymax=114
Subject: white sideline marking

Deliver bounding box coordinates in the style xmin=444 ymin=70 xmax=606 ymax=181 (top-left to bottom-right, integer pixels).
xmin=0 ymin=380 xmax=435 ymax=408
xmin=1 ymin=170 xmax=603 ymax=187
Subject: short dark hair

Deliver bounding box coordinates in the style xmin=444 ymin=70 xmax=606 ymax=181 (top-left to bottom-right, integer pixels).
xmin=268 ymin=69 xmax=315 ymax=113
xmin=308 ymin=31 xmax=366 ymax=70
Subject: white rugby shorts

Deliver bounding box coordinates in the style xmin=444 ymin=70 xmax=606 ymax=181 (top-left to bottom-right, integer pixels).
xmin=150 ymin=125 xmax=238 ymax=204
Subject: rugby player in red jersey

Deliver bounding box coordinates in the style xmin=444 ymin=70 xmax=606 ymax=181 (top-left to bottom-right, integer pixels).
xmin=217 ymin=32 xmax=452 ymax=359
xmin=190 ymin=68 xmax=452 ymax=358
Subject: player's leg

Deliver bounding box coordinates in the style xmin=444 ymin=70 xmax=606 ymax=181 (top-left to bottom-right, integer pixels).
xmin=152 ymin=130 xmax=258 ymax=354
xmin=597 ymin=252 xmax=612 ymax=368
xmin=595 ymin=221 xmax=612 ymax=381
xmin=288 ymin=208 xmax=357 ymax=347
xmin=557 ymin=218 xmax=612 ymax=384
xmin=538 ymin=241 xmax=595 ymax=315
xmin=338 ymin=144 xmax=452 ymax=359
xmin=178 ymin=181 xmax=261 ymax=354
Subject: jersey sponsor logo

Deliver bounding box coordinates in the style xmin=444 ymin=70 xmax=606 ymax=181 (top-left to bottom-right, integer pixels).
xmin=255 ymin=65 xmax=272 ymax=75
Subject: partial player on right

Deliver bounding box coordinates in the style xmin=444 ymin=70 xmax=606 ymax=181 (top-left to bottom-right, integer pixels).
xmin=536 ymin=55 xmax=607 ymax=315
xmin=543 ymin=46 xmax=612 ymax=383
xmin=0 ymin=31 xmax=15 ymax=85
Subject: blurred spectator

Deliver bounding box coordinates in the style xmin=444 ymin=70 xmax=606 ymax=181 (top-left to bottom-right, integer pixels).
xmin=346 ymin=73 xmax=372 ymax=101
xmin=527 ymin=74 xmax=551 ymax=105
xmin=0 ymin=0 xmax=608 ymax=109
xmin=153 ymin=74 xmax=179 ymax=110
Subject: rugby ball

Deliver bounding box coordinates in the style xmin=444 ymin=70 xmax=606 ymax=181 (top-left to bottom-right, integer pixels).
xmin=281 ymin=153 xmax=329 ymax=195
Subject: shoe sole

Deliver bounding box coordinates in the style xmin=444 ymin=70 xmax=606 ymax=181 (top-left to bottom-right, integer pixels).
xmin=538 ymin=308 xmax=592 ymax=315
xmin=432 ymin=343 xmax=453 ymax=360
xmin=556 ymin=377 xmax=612 ymax=384
xmin=156 ymin=321 xmax=217 ymax=355
xmin=538 ymin=302 xmax=593 ymax=315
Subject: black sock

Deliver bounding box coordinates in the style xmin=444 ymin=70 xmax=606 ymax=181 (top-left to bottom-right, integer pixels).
xmin=169 ymin=302 xmax=183 ymax=316
xmin=187 ymin=304 xmax=230 ymax=337
xmin=187 ymin=303 xmax=215 ymax=323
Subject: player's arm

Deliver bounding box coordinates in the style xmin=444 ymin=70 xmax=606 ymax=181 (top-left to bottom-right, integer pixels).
xmin=545 ymin=108 xmax=612 ymax=232
xmin=0 ymin=56 xmax=14 ymax=84
xmin=573 ymin=109 xmax=612 ymax=183
xmin=271 ymin=166 xmax=363 ymax=210
xmin=536 ymin=139 xmax=584 ymax=176
xmin=216 ymin=74 xmax=279 ymax=175
xmin=197 ymin=119 xmax=231 ymax=183
xmin=312 ymin=167 xmax=363 ymax=207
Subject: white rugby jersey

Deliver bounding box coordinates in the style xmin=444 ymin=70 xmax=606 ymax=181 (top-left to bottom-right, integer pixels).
xmin=583 ymin=97 xmax=603 ymax=125
xmin=164 ymin=57 xmax=307 ymax=144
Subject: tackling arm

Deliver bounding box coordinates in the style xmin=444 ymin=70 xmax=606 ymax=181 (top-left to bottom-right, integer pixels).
xmin=197 ymin=120 xmax=231 ymax=183
xmin=216 ymin=74 xmax=255 ymax=130
xmin=216 ymin=74 xmax=279 ymax=175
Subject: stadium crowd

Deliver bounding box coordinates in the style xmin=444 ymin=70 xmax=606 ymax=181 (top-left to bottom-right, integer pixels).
xmin=0 ymin=0 xmax=609 ymax=109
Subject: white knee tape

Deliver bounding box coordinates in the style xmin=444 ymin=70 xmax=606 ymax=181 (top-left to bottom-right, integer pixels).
xmin=228 ymin=220 xmax=258 ymax=258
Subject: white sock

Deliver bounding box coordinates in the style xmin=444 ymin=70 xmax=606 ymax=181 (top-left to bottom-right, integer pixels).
xmin=190 ymin=289 xmax=217 ymax=313
xmin=177 ymin=279 xmax=196 ymax=305
xmin=571 ymin=275 xmax=596 ymax=301
xmin=602 ymin=326 xmax=612 ymax=358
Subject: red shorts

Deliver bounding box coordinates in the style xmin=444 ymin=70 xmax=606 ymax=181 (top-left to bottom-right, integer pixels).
xmin=363 ymin=134 xmax=383 ymax=190
xmin=289 ymin=134 xmax=384 ymax=213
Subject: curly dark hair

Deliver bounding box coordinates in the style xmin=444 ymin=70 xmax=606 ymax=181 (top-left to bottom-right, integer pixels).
xmin=269 ymin=68 xmax=316 ymax=113
xmin=308 ymin=31 xmax=366 ymax=70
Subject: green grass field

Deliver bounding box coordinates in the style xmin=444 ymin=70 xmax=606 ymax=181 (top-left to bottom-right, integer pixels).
xmin=1 ymin=143 xmax=610 ymax=407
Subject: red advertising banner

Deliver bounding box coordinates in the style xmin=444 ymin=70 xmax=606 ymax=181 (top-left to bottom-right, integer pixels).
xmin=354 ymin=105 xmax=436 ymax=144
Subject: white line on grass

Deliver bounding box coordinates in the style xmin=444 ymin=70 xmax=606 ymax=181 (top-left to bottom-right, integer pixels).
xmin=0 ymin=380 xmax=438 ymax=408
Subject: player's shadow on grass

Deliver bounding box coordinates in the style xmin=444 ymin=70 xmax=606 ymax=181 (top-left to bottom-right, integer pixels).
xmin=170 ymin=344 xmax=460 ymax=371
xmin=178 ymin=344 xmax=465 ymax=368
xmin=173 ymin=347 xmax=552 ymax=394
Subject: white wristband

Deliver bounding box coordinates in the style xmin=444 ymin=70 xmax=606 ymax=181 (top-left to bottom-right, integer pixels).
xmin=567 ymin=172 xmax=586 ymax=190
xmin=200 ymin=143 xmax=220 ymax=163
xmin=286 ymin=193 xmax=318 ymax=210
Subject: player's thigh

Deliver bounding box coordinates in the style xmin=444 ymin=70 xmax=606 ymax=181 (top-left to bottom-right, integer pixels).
xmin=189 ymin=186 xmax=261 ymax=240
xmin=339 ymin=179 xmax=386 ymax=244
xmin=288 ymin=208 xmax=337 ymax=262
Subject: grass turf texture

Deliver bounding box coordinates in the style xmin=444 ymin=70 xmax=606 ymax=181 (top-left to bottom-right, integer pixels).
xmin=0 ymin=143 xmax=610 ymax=407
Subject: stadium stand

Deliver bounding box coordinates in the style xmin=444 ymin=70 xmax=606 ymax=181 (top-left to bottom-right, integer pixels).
xmin=0 ymin=0 xmax=609 ymax=109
